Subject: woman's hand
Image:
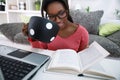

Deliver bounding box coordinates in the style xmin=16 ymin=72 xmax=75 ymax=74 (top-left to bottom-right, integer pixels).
xmin=22 ymin=23 xmax=29 ymax=36
xmin=22 ymin=23 xmax=37 ymax=41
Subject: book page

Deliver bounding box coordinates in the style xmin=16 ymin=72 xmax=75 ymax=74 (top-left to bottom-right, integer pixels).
xmin=84 ymin=62 xmax=116 ymax=79
xmin=47 ymin=49 xmax=81 ymax=74
xmin=78 ymin=41 xmax=110 ymax=71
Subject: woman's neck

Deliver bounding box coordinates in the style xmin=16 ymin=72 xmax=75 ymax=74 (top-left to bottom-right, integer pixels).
xmin=58 ymin=21 xmax=78 ymax=38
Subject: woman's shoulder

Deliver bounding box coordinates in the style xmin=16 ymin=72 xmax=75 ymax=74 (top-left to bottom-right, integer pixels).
xmin=77 ymin=24 xmax=88 ymax=33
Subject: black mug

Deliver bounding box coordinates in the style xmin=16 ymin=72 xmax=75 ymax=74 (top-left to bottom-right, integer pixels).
xmin=28 ymin=16 xmax=59 ymax=43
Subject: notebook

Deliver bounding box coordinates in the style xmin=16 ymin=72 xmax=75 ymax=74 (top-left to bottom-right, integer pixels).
xmin=0 ymin=45 xmax=50 ymax=80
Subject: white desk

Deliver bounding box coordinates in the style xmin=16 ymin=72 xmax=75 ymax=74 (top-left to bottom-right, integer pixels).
xmin=31 ymin=58 xmax=120 ymax=80
xmin=0 ymin=36 xmax=120 ymax=80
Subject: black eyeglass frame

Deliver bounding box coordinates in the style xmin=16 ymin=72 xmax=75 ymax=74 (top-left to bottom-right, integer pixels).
xmin=47 ymin=10 xmax=67 ymax=21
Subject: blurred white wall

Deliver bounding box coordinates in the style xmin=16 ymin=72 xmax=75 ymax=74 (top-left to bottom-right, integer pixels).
xmin=69 ymin=0 xmax=120 ymax=19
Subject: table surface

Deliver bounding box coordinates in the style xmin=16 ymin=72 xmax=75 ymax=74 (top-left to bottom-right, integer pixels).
xmin=0 ymin=36 xmax=120 ymax=80
xmin=30 ymin=58 xmax=120 ymax=80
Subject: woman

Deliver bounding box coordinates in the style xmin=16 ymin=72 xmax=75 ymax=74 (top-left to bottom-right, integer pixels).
xmin=22 ymin=0 xmax=89 ymax=52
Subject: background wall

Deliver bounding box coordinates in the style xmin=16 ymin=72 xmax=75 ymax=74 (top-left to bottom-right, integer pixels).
xmin=69 ymin=0 xmax=120 ymax=19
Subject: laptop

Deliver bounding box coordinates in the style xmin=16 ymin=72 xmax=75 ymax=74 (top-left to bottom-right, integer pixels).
xmin=0 ymin=68 xmax=4 ymax=80
xmin=0 ymin=45 xmax=50 ymax=80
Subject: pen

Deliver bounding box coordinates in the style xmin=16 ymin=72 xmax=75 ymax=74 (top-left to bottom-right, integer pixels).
xmin=78 ymin=74 xmax=110 ymax=80
xmin=78 ymin=74 xmax=84 ymax=76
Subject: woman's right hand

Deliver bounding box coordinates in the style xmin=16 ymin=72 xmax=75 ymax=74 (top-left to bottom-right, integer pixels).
xmin=22 ymin=23 xmax=29 ymax=36
xmin=22 ymin=23 xmax=37 ymax=41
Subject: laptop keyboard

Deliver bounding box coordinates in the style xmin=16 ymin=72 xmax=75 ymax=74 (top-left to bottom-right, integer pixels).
xmin=0 ymin=55 xmax=37 ymax=80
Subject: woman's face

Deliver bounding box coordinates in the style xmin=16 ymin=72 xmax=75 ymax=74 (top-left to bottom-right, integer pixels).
xmin=46 ymin=2 xmax=68 ymax=30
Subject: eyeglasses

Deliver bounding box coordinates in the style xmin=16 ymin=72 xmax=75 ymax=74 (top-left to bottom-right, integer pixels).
xmin=48 ymin=10 xmax=67 ymax=21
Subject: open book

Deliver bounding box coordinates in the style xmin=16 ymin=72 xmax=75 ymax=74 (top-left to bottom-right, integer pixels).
xmin=46 ymin=41 xmax=115 ymax=79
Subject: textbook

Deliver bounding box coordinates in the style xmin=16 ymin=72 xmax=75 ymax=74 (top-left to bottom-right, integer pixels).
xmin=46 ymin=41 xmax=115 ymax=79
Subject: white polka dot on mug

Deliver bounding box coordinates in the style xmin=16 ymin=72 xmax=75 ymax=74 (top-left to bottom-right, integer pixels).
xmin=46 ymin=22 xmax=53 ymax=29
xmin=30 ymin=29 xmax=35 ymax=35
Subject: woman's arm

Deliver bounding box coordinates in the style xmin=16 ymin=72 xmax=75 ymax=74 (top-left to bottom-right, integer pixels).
xmin=28 ymin=37 xmax=48 ymax=49
xmin=78 ymin=26 xmax=89 ymax=51
xmin=22 ymin=23 xmax=48 ymax=49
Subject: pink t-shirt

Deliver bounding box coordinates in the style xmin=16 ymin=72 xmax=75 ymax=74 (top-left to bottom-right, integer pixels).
xmin=28 ymin=24 xmax=89 ymax=52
